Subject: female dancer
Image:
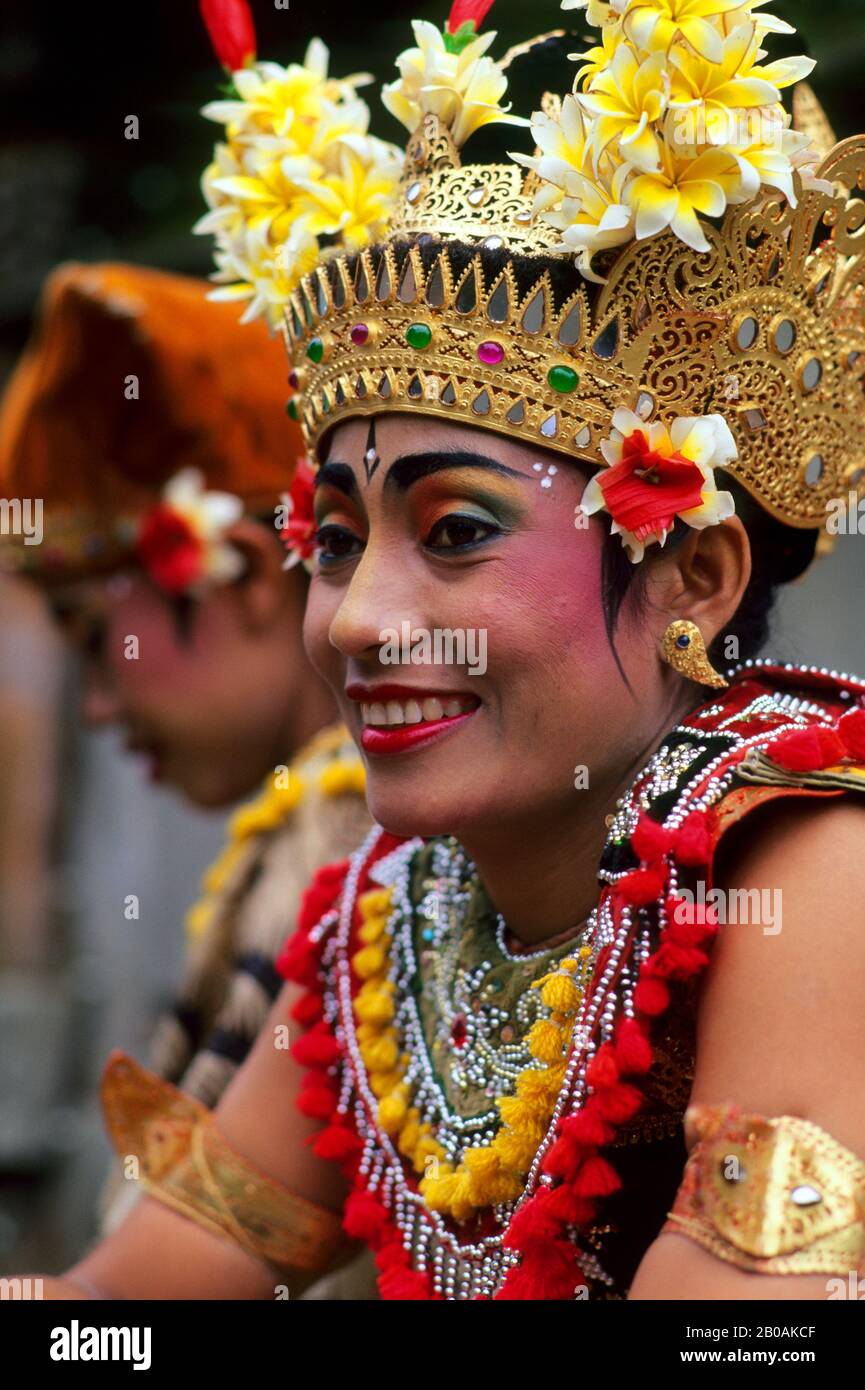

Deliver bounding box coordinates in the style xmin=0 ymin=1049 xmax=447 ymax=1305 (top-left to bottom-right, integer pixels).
xmin=29 ymin=0 xmax=865 ymax=1298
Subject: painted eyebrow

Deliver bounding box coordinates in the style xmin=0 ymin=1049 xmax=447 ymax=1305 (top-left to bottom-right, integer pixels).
xmin=314 ymin=461 xmax=361 ymax=500
xmin=382 ymin=450 xmax=528 ymax=492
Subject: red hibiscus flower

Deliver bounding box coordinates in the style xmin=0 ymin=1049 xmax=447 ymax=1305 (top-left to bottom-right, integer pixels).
xmin=136 ymin=505 xmax=205 ymax=595
xmin=200 ymin=0 xmax=257 ymax=72
xmin=447 ymin=0 xmax=497 ymax=35
xmin=280 ymin=457 xmax=318 ymax=569
xmin=595 ymin=430 xmax=705 ymax=546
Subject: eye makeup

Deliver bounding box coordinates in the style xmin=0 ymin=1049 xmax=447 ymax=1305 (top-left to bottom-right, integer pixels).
xmin=410 ymin=470 xmax=528 ymax=534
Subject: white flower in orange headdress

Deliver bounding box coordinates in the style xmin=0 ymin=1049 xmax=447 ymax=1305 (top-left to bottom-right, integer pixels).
xmin=579 ymin=408 xmax=737 ymax=562
xmin=136 ymin=469 xmax=244 ymax=595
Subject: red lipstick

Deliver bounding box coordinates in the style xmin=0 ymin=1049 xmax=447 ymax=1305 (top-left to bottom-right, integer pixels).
xmin=345 ymin=682 xmax=481 ymax=757
xmin=360 ymin=709 xmax=478 ymax=756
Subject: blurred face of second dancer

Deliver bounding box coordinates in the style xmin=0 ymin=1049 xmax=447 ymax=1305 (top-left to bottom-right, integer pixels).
xmin=51 ymin=520 xmax=334 ymax=808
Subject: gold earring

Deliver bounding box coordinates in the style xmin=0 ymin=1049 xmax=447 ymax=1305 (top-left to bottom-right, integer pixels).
xmin=661 ymin=620 xmax=729 ymax=690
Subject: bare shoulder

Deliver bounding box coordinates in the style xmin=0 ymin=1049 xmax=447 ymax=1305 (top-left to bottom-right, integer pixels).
xmin=689 ymin=793 xmax=865 ymax=1157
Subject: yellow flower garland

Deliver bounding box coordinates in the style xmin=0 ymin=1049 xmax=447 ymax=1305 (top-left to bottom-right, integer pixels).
xmin=186 ymin=725 xmax=365 ymax=942
xmin=353 ymin=884 xmax=592 ymax=1224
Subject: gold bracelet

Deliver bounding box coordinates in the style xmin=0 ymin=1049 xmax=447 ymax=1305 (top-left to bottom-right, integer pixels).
xmin=100 ymin=1050 xmax=345 ymax=1276
xmin=663 ymin=1103 xmax=865 ymax=1276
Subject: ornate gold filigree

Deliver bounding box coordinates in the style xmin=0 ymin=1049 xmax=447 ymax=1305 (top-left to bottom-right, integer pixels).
xmin=285 ymin=114 xmax=865 ymax=533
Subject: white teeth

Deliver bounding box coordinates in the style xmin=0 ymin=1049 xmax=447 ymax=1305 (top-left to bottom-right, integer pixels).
xmin=403 ymin=699 xmax=423 ymax=725
xmin=360 ymin=695 xmax=477 ymax=727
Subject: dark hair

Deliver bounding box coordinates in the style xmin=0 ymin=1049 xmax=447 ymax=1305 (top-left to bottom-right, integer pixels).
xmin=598 ymin=481 xmax=817 ymax=689
xmin=329 ymin=236 xmax=818 ymax=684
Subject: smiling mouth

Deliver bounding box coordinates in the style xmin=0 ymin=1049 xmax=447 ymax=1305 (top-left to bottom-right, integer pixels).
xmin=346 ymin=685 xmax=482 ymax=757
xmin=359 ymin=693 xmax=478 ymax=728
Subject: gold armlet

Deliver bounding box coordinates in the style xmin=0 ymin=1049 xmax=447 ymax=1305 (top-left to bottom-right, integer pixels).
xmin=100 ymin=1050 xmax=344 ymax=1276
xmin=663 ymin=1103 xmax=865 ymax=1276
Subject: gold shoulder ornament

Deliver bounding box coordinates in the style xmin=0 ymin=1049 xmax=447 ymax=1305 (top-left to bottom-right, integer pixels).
xmin=100 ymin=1050 xmax=345 ymax=1276
xmin=663 ymin=1103 xmax=865 ymax=1276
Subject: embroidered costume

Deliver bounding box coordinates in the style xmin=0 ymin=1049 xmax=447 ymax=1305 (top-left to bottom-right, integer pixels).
xmin=101 ymin=663 xmax=865 ymax=1297
xmin=272 ymin=662 xmax=865 ymax=1298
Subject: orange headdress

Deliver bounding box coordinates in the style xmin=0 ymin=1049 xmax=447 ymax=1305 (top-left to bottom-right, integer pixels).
xmin=0 ymin=262 xmax=305 ymax=587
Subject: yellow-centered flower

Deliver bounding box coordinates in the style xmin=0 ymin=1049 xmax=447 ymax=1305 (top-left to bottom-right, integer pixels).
xmin=513 ymin=94 xmax=634 ymax=279
xmin=667 ymin=22 xmax=814 ymax=148
xmin=208 ymin=216 xmax=321 ymax=327
xmin=626 ymin=142 xmax=751 ymax=251
xmin=579 ymin=43 xmax=669 ymax=172
xmin=201 ymin=40 xmax=372 ymax=142
xmin=381 ymin=18 xmax=529 ymax=147
xmin=294 ymin=145 xmax=402 ymax=250
xmin=561 ymin=0 xmax=627 ymax=25
xmin=621 ymin=0 xmax=762 ymax=64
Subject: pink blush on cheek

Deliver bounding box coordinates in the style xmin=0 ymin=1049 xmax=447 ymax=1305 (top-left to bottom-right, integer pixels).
xmin=491 ymin=523 xmax=608 ymax=663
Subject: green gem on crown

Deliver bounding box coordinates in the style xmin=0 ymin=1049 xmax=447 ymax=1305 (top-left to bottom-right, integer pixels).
xmin=406 ymin=323 xmax=433 ymax=351
xmin=307 ymin=337 xmax=324 ymax=364
xmin=286 ymin=398 xmax=300 ymax=421
xmin=548 ymin=365 xmax=579 ymax=394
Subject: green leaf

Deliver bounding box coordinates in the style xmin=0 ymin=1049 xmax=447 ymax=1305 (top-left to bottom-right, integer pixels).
xmin=442 ymin=20 xmax=478 ymax=57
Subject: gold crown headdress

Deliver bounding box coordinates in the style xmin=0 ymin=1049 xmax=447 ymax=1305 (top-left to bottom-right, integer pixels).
xmin=197 ymin=0 xmax=865 ymax=563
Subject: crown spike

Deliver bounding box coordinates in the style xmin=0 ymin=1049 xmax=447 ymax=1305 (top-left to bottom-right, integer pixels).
xmin=486 ymin=269 xmax=515 ymax=325
xmin=376 ymin=247 xmax=395 ymax=302
xmin=556 ymin=292 xmax=586 ymax=349
xmin=519 ymin=274 xmax=553 ymax=336
xmin=314 ymin=268 xmax=330 ymax=319
xmin=332 ymin=262 xmax=348 ymax=310
xmin=355 ymin=253 xmax=372 ymax=304
xmin=299 ymin=282 xmax=315 ymax=329
xmin=287 ymin=294 xmax=303 ymax=342
xmin=592 ymin=316 xmax=621 ymax=361
xmin=397 ymin=250 xmax=421 ymax=304
xmin=455 ymin=257 xmax=484 ymax=316
xmin=425 ymin=255 xmax=447 ymax=308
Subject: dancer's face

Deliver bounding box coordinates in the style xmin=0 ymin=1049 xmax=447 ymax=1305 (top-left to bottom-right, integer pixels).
xmin=53 ymin=527 xmax=325 ymax=808
xmin=303 ymin=413 xmax=677 ymax=839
